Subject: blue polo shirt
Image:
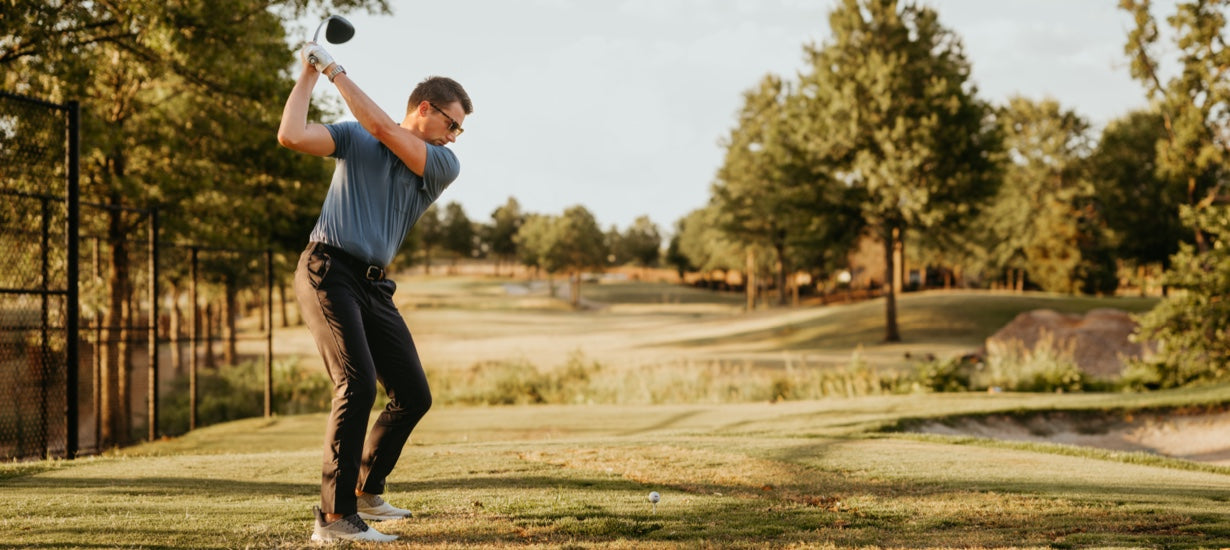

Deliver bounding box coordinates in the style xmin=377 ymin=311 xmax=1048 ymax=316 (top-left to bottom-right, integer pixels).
xmin=308 ymin=121 xmax=459 ymax=266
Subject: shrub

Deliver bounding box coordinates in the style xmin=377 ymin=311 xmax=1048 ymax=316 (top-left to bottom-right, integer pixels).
xmin=911 ymin=356 xmax=972 ymax=393
xmin=161 ymin=358 xmax=331 ymax=435
xmin=974 ymin=334 xmax=1085 ymax=392
xmin=1129 ymin=205 xmax=1230 ymax=388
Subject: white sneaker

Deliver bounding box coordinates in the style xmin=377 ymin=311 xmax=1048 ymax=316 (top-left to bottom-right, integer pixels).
xmin=356 ymin=493 xmax=414 ymax=521
xmin=311 ymin=506 xmax=398 ymax=543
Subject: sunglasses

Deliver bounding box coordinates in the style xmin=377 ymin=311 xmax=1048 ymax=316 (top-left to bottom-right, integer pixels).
xmin=429 ymin=102 xmax=464 ymax=137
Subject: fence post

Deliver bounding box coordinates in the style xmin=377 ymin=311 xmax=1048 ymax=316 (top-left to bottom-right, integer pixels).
xmin=189 ymin=246 xmax=198 ymax=431
xmin=147 ymin=209 xmax=159 ymax=441
xmin=40 ymin=196 xmax=51 ymax=456
xmin=264 ymin=249 xmax=273 ymax=418
xmin=65 ymin=101 xmax=80 ymax=459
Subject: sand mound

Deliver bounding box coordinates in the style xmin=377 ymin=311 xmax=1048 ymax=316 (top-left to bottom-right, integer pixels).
xmin=909 ymin=409 xmax=1230 ymax=466
xmin=986 ymin=308 xmax=1146 ymax=378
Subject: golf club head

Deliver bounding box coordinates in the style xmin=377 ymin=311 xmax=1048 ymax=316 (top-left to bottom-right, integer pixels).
xmin=312 ymin=15 xmax=355 ymax=44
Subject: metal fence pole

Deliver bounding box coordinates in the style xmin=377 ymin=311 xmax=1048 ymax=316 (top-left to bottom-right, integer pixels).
xmin=40 ymin=196 xmax=51 ymax=455
xmin=65 ymin=101 xmax=80 ymax=458
xmin=189 ymin=246 xmax=198 ymax=431
xmin=264 ymin=249 xmax=273 ymax=418
xmin=147 ymin=209 xmax=159 ymax=441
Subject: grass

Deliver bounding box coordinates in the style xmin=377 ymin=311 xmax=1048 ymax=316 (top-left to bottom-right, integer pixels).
xmin=8 ymin=278 xmax=1224 ymax=548
xmin=4 ymin=388 xmax=1230 ymax=548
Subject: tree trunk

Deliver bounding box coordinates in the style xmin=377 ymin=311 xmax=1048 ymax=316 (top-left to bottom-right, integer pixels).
xmin=893 ymin=227 xmax=905 ymax=295
xmin=203 ymin=302 xmax=216 ymax=368
xmin=791 ymin=273 xmax=800 ymax=307
xmin=224 ymin=279 xmax=237 ymax=365
xmin=119 ymin=283 xmax=133 ymax=442
xmin=745 ymin=248 xmax=757 ymax=311
xmin=169 ymin=282 xmax=182 ymax=374
xmin=569 ymin=272 xmax=581 ymax=308
xmin=278 ymin=282 xmax=293 ymax=327
xmin=774 ymin=241 xmax=788 ymax=306
xmin=883 ymin=227 xmax=901 ymax=342
xmin=100 ymin=206 xmax=130 ymax=447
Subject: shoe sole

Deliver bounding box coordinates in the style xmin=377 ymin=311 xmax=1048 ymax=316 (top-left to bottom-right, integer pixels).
xmin=358 ymin=511 xmax=412 ymax=521
xmin=311 ymin=532 xmax=398 ymax=543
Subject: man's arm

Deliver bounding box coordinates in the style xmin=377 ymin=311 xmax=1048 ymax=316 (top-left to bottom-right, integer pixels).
xmin=330 ymin=72 xmax=429 ymax=176
xmin=277 ymin=63 xmax=336 ymax=157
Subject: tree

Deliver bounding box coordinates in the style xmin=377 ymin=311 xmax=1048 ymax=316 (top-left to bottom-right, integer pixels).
xmin=981 ymin=97 xmax=1109 ymax=294
xmin=664 ymin=224 xmax=694 ymax=281
xmin=514 ymin=213 xmax=553 ymax=278
xmin=1121 ymin=0 xmax=1230 ymax=385
xmin=548 ymin=206 xmax=608 ymax=308
xmin=512 ymin=208 xmax=608 ymax=307
xmin=1089 ymin=109 xmax=1186 ymax=281
xmin=488 ymin=197 xmax=524 ymax=276
xmin=2 ymin=0 xmax=388 ymax=445
xmin=714 ymin=74 xmax=864 ymax=308
xmin=1121 ymin=0 xmax=1229 ymax=251
xmin=410 ymin=204 xmax=443 ymax=274
xmin=799 ymin=0 xmax=1001 ymax=340
xmin=440 ymin=201 xmax=475 ymax=271
xmin=674 ymin=204 xmax=744 ymax=289
xmin=1130 ymin=205 xmax=1230 ymax=386
xmin=603 ymin=225 xmax=626 ymax=266
xmin=621 ymin=215 xmax=663 ymax=268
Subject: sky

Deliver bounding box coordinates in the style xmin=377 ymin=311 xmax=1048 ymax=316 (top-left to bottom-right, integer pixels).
xmin=292 ymin=0 xmax=1166 ymax=234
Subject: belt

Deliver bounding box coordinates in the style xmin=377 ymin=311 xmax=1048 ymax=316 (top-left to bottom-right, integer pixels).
xmin=312 ymin=242 xmax=386 ymax=281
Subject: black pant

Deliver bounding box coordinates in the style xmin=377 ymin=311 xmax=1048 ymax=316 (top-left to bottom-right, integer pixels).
xmin=294 ymin=242 xmax=432 ymax=515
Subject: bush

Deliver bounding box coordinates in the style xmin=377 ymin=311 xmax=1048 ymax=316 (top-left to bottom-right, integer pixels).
xmin=974 ymin=334 xmax=1085 ymax=392
xmin=1130 ymin=205 xmax=1230 ymax=388
xmin=911 ymin=356 xmax=972 ymax=393
xmin=161 ymin=358 xmax=331 ymax=435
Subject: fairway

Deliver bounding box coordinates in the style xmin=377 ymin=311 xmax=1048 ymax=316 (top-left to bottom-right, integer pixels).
xmin=267 ymin=277 xmax=1161 ymax=375
xmin=5 ymin=389 xmax=1230 ymax=548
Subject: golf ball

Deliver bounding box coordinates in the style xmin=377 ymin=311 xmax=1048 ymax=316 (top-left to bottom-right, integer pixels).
xmin=648 ymin=491 xmax=660 ymax=503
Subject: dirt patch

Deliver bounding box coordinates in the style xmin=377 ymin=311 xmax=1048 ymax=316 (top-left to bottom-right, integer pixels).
xmin=903 ymin=408 xmax=1230 ymax=466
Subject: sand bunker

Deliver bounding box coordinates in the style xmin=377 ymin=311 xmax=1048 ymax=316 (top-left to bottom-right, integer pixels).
xmin=908 ymin=409 xmax=1230 ymax=466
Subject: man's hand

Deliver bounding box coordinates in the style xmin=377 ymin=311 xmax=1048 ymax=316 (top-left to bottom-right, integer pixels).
xmin=301 ymin=43 xmax=336 ymax=74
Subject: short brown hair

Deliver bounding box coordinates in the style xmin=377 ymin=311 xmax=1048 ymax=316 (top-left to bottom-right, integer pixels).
xmin=407 ymin=76 xmax=472 ymax=115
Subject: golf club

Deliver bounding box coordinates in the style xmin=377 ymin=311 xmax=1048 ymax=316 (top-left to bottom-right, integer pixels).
xmin=307 ymin=15 xmax=355 ymax=66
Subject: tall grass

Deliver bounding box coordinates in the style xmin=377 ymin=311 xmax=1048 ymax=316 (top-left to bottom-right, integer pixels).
xmin=161 ymin=359 xmax=332 ymax=434
xmin=976 ymin=333 xmax=1086 ymax=392
xmin=430 ymin=350 xmax=902 ymax=406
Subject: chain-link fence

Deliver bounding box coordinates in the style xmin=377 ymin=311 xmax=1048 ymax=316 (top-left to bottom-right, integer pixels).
xmin=2 ymin=91 xmax=279 ymax=461
xmin=0 ymin=92 xmax=81 ymax=460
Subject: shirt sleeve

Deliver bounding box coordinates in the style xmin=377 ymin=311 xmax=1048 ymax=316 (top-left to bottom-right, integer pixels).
xmin=420 ymin=144 xmax=460 ymax=201
xmin=324 ymin=121 xmax=357 ymax=159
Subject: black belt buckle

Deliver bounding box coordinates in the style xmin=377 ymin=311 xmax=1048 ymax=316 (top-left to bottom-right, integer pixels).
xmin=365 ymin=265 xmax=384 ymax=281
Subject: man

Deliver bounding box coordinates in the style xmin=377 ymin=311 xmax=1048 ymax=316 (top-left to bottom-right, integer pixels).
xmin=277 ymin=40 xmax=471 ymax=543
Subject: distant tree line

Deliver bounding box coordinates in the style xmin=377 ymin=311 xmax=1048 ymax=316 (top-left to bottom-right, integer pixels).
xmin=398 ymin=197 xmax=664 ymax=308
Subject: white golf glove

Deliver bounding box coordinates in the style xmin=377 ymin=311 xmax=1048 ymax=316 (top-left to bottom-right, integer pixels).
xmin=301 ymin=43 xmax=336 ymax=74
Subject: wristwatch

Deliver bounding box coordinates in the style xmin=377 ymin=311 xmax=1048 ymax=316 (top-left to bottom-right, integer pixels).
xmin=327 ymin=64 xmax=346 ymax=82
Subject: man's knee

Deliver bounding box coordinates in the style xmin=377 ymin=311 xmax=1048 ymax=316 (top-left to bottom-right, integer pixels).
xmin=387 ymin=387 xmax=431 ymax=422
xmin=334 ymin=377 xmax=377 ymax=409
